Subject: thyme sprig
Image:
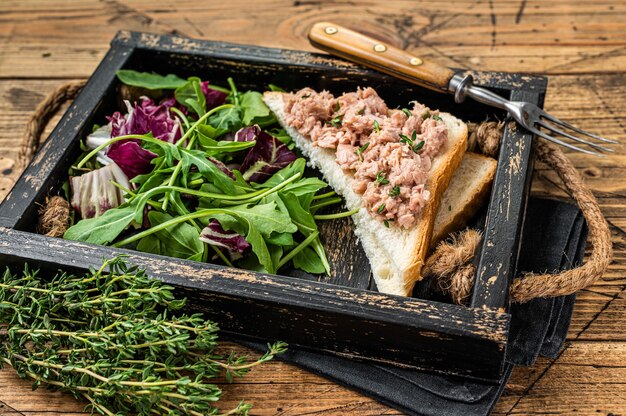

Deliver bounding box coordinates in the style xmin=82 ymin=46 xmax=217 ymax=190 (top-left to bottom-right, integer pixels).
xmin=0 ymin=257 xmax=286 ymax=415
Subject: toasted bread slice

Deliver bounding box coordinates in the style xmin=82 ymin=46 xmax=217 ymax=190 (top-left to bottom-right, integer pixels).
xmin=431 ymin=153 xmax=497 ymax=246
xmin=264 ymin=91 xmax=467 ymax=296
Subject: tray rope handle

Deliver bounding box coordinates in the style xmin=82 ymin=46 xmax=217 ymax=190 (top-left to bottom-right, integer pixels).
xmin=425 ymin=121 xmax=613 ymax=304
xmin=22 ymin=83 xmax=612 ymax=304
xmin=19 ymin=81 xmax=86 ymax=237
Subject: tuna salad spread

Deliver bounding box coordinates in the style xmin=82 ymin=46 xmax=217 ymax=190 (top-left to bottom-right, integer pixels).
xmin=284 ymin=87 xmax=448 ymax=229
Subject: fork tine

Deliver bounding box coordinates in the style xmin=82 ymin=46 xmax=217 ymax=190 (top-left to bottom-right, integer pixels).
xmin=525 ymin=125 xmax=605 ymax=157
xmin=537 ymin=120 xmax=614 ymax=152
xmin=538 ymin=110 xmax=619 ymax=144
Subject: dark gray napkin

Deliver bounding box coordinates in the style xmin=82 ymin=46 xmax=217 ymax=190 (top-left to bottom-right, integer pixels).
xmin=240 ymin=197 xmax=586 ymax=416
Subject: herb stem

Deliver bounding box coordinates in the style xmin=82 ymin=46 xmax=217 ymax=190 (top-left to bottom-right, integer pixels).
xmin=172 ymin=104 xmax=235 ymax=148
xmin=162 ymin=134 xmax=199 ymax=211
xmin=311 ymin=190 xmax=336 ymax=200
xmin=211 ymin=245 xmax=234 ymax=267
xmin=277 ymin=231 xmax=319 ymax=269
xmin=110 ymin=181 xmax=161 ymax=210
xmin=227 ymin=77 xmax=239 ymax=106
xmin=313 ymin=207 xmax=360 ymax=220
xmin=310 ymin=197 xmax=342 ymax=212
xmin=170 ymin=106 xmax=190 ymax=130
xmin=82 ymin=393 xmax=116 ymax=416
xmin=112 ymin=209 xmax=225 ymax=248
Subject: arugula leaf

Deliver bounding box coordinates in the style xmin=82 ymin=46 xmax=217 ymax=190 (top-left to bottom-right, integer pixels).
xmin=136 ymin=212 xmax=203 ymax=261
xmin=240 ymin=91 xmax=275 ymax=126
xmin=175 ymin=77 xmax=206 ymax=116
xmin=116 ymin=70 xmax=187 ymax=90
xmin=281 ymin=177 xmax=328 ymax=198
xmin=266 ymin=232 xmax=295 ymax=246
xmin=257 ymin=158 xmax=306 ymax=189
xmin=140 ymin=136 xmax=182 ymax=167
xmin=215 ymin=202 xmax=297 ymax=237
xmin=132 ymin=172 xmax=168 ymax=194
xmin=64 ymin=205 xmax=135 ymax=245
xmin=208 ymin=106 xmax=242 ymax=137
xmin=212 ymin=213 xmax=275 ymax=273
xmin=196 ymin=132 xmax=256 ymax=155
xmin=179 ymin=149 xmax=238 ymax=195
xmin=280 ymin=193 xmax=316 ymax=235
xmin=293 ymin=246 xmax=326 ymax=274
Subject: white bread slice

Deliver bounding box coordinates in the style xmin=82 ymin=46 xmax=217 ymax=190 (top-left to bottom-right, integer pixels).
xmin=431 ymin=153 xmax=497 ymax=246
xmin=264 ymin=91 xmax=467 ymax=296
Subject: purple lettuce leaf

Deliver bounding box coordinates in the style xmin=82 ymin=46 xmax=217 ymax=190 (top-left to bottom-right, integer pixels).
xmin=200 ymin=220 xmax=251 ymax=259
xmin=103 ymin=97 xmax=181 ymax=178
xmin=239 ymin=127 xmax=297 ymax=183
xmin=108 ymin=98 xmax=182 ymax=143
xmin=207 ymin=156 xmax=235 ymax=179
xmin=106 ymin=140 xmax=158 ymax=179
xmin=201 ymin=81 xmax=228 ymax=111
xmin=70 ymin=162 xmax=130 ymax=219
xmin=234 ymin=125 xmax=260 ymax=142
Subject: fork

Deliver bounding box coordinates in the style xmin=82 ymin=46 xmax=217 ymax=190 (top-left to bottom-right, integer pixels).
xmin=308 ymin=22 xmax=618 ymax=157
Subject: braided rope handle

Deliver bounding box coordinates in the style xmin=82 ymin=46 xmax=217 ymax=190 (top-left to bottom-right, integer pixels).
xmin=18 ymin=80 xmax=86 ymax=172
xmin=426 ymin=121 xmax=613 ymax=304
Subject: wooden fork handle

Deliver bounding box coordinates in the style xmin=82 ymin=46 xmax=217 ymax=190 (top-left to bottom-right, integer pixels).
xmin=308 ymin=22 xmax=455 ymax=93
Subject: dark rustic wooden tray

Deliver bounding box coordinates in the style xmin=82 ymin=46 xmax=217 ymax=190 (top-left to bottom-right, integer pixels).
xmin=0 ymin=31 xmax=545 ymax=381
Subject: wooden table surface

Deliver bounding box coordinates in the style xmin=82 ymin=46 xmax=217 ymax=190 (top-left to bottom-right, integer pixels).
xmin=0 ymin=1 xmax=625 ymax=415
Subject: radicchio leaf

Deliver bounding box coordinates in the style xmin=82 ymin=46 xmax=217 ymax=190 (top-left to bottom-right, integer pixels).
xmin=201 ymin=81 xmax=227 ymax=110
xmin=234 ymin=125 xmax=260 ymax=142
xmin=70 ymin=162 xmax=130 ymax=219
xmin=106 ymin=141 xmax=158 ymax=179
xmin=207 ymin=156 xmax=235 ymax=179
xmin=239 ymin=126 xmax=297 ymax=183
xmin=200 ymin=220 xmax=251 ymax=259
xmin=108 ymin=98 xmax=182 ymax=143
xmin=103 ymin=98 xmax=180 ymax=178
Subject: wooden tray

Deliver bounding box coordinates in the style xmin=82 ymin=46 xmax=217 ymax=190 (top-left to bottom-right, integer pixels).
xmin=0 ymin=31 xmax=545 ymax=382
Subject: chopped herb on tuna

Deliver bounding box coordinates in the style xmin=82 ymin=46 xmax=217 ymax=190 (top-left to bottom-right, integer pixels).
xmin=412 ymin=140 xmax=425 ymax=153
xmin=283 ymin=87 xmax=448 ymax=229
xmin=355 ymin=142 xmax=370 ymax=161
xmin=330 ymin=116 xmax=342 ymax=128
xmin=334 ymin=101 xmax=341 ymax=112
xmin=377 ymin=203 xmax=386 ymax=214
xmin=432 ymin=114 xmax=443 ymax=121
xmin=375 ymin=170 xmax=389 ymax=186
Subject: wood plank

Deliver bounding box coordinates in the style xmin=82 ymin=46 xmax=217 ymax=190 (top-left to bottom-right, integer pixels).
xmin=1 ymin=1 xmax=626 ymax=414
xmin=1 ymin=1 xmax=625 ymax=78
xmin=499 ymin=342 xmax=626 ymax=415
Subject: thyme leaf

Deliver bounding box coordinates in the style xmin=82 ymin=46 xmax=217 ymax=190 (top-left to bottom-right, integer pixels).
xmin=0 ymin=257 xmax=286 ymax=415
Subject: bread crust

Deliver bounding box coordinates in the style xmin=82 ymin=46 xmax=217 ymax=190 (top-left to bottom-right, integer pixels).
xmin=431 ymin=152 xmax=497 ymax=246
xmin=264 ymin=91 xmax=468 ymax=296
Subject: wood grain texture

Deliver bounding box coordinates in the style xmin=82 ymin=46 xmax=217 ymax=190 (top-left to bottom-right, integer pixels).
xmin=0 ymin=0 xmax=625 ymax=415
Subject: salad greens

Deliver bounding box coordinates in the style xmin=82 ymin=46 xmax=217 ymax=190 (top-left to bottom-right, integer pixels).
xmin=63 ymin=70 xmax=357 ymax=275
